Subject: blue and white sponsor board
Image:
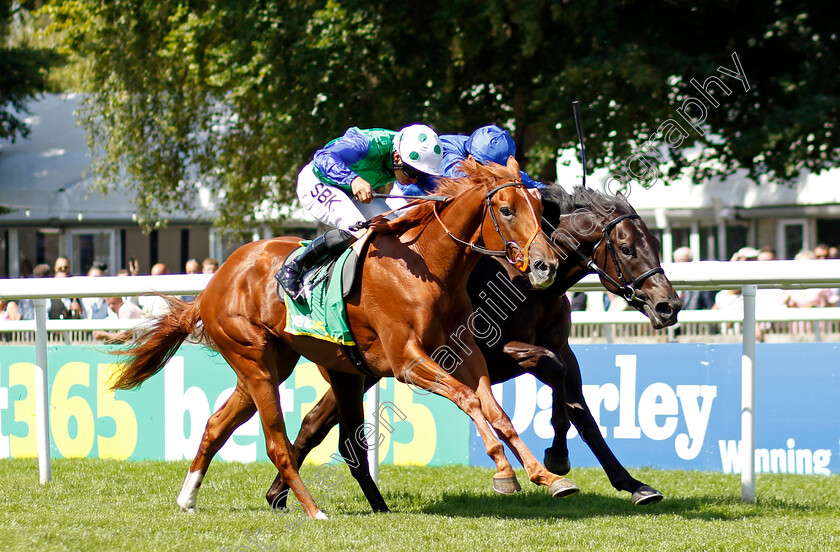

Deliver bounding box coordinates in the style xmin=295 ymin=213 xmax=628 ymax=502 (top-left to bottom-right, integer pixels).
xmin=470 ymin=343 xmax=840 ymax=476
xmin=2 ymin=342 xmax=837 ymax=475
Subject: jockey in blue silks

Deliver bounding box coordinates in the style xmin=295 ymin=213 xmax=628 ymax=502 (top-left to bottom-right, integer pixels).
xmin=280 ymin=124 xmax=444 ymax=298
xmin=387 ymin=124 xmax=543 ymax=205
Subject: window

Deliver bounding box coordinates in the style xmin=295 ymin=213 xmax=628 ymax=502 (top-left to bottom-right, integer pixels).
xmin=725 ymin=224 xmax=749 ymax=260
xmin=699 ymin=225 xmax=718 ymax=260
xmin=67 ymin=229 xmax=117 ymax=275
xmin=776 ymin=219 xmax=809 ymax=260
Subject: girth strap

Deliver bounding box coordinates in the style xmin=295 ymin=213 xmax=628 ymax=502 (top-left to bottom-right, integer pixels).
xmin=342 ymin=343 xmax=378 ymax=378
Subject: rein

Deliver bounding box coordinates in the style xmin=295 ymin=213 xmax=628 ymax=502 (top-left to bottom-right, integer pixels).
xmin=433 ymin=182 xmax=541 ymax=271
xmin=349 ymin=193 xmax=448 ymax=231
xmin=570 ymin=213 xmax=663 ymax=304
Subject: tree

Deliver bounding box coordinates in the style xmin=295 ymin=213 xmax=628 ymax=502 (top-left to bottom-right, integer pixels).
xmin=0 ymin=0 xmax=58 ymax=141
xmin=43 ymin=0 xmax=840 ymax=229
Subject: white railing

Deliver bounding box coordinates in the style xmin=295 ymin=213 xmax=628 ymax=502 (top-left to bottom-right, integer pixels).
xmin=2 ymin=260 xmax=840 ymax=501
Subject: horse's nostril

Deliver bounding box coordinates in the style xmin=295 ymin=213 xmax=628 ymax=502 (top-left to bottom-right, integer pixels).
xmin=655 ymin=302 xmax=673 ymax=317
xmin=534 ymin=259 xmax=548 ymax=273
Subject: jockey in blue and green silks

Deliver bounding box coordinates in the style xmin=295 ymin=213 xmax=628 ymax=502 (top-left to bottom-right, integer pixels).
xmin=280 ymin=124 xmax=444 ymax=298
xmin=388 ymin=124 xmax=544 ymax=206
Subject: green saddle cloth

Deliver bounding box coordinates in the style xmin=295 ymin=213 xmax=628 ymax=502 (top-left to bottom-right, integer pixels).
xmin=284 ymin=244 xmax=355 ymax=345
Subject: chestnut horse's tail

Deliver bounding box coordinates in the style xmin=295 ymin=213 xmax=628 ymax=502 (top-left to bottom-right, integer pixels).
xmin=110 ymin=295 xmax=206 ymax=391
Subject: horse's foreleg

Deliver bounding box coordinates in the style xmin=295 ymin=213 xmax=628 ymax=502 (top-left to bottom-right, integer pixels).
xmin=559 ymin=345 xmax=663 ymax=505
xmin=398 ymin=347 xmax=519 ymax=492
xmin=266 ymin=375 xmax=381 ymax=509
xmin=177 ymin=379 xmax=256 ymax=513
xmin=501 ymin=341 xmax=572 ymax=475
xmin=470 ymin=370 xmax=579 ymax=498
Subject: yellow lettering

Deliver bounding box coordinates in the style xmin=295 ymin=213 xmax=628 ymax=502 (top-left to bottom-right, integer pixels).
xmin=51 ymin=362 xmax=95 ymax=458
xmin=96 ymin=364 xmax=138 ymax=460
xmin=392 ymin=383 xmax=435 ymax=466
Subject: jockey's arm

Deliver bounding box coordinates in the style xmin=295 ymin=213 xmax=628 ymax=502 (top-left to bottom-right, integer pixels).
xmin=519 ymin=170 xmax=545 ymax=189
xmin=312 ymin=127 xmax=371 ymax=190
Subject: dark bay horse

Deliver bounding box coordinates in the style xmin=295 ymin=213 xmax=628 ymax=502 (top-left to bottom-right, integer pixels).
xmin=266 ymin=183 xmax=681 ymax=510
xmin=111 ymin=158 xmax=577 ymax=521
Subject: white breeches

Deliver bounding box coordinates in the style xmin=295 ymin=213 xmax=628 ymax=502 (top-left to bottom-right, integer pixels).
xmin=297 ymin=162 xmax=396 ymax=230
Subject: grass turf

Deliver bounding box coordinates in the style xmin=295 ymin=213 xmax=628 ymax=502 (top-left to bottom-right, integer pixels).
xmin=1 ymin=458 xmax=838 ymax=551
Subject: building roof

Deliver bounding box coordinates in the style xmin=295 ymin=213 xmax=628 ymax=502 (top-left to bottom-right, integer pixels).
xmin=0 ymin=94 xmax=311 ymax=227
xmin=554 ymin=143 xmax=840 ymax=220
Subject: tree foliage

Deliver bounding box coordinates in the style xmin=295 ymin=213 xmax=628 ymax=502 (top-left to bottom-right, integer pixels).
xmin=41 ymin=0 xmax=840 ymax=229
xmin=1 ymin=0 xmax=59 ymax=141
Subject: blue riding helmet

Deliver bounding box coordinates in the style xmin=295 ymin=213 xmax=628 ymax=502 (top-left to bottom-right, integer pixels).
xmin=465 ymin=124 xmax=516 ymax=166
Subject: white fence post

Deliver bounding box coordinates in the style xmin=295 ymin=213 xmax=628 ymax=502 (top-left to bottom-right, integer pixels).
xmin=3 ymin=262 xmax=840 ymax=495
xmin=741 ymin=284 xmax=757 ymax=503
xmin=367 ymin=382 xmax=380 ymax=485
xmin=33 ymin=299 xmax=52 ymax=484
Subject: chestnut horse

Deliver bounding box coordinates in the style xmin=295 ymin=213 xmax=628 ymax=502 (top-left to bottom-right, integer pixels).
xmin=110 ymin=158 xmax=576 ymax=521
xmin=265 ymin=183 xmax=681 ymax=510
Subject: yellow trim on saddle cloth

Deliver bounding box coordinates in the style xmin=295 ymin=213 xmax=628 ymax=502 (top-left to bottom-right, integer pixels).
xmin=282 ymin=246 xmax=356 ymax=346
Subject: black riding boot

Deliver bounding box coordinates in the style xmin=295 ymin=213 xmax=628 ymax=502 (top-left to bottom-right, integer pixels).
xmin=277 ymin=228 xmax=358 ymax=298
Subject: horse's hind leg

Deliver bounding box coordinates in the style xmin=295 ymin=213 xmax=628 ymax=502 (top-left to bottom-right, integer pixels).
xmin=210 ymin=333 xmax=327 ymax=520
xmin=267 ymin=375 xmax=382 ymax=510
xmin=177 ymin=379 xmax=256 ymax=512
xmin=326 ymin=371 xmax=388 ymax=511
xmin=266 ymin=386 xmax=340 ymax=509
xmin=560 ymin=345 xmax=663 ymax=505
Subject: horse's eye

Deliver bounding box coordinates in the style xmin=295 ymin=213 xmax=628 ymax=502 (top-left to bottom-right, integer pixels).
xmin=500 ymin=207 xmax=513 ymax=217
xmin=620 ymin=244 xmax=633 ymax=256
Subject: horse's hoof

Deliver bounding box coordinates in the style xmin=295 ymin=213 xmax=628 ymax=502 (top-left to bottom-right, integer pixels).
xmin=492 ymin=475 xmax=522 ymax=494
xmin=631 ymin=485 xmax=663 ymax=506
xmin=549 ymin=478 xmax=580 ymax=498
xmin=544 ymin=449 xmax=571 ymax=476
xmin=177 ymin=502 xmax=196 ymax=514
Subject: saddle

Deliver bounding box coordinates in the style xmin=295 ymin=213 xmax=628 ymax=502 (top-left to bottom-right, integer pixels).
xmin=275 ymin=235 xmax=366 ymax=303
xmin=275 ymin=231 xmax=371 ymax=344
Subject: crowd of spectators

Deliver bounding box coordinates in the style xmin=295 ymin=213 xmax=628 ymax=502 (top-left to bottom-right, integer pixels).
xmin=1 ymin=256 xmax=220 ymax=342
xmin=562 ymin=243 xmax=840 ymax=340
xmin=4 ymin=243 xmax=838 ymax=338
xmin=672 ymin=244 xmax=839 ymax=340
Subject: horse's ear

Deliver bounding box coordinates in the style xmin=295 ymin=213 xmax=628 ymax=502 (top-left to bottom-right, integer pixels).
xmin=456 ymin=156 xmax=477 ymax=179
xmin=614 ymin=190 xmax=637 ymax=213
xmin=505 ymin=156 xmax=520 ymax=178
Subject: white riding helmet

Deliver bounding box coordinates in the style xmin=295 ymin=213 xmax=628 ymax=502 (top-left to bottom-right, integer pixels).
xmin=394 ymin=124 xmax=444 ymax=176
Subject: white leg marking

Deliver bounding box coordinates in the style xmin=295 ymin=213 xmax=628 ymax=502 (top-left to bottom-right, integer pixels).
xmin=176 ymin=470 xmax=204 ymax=513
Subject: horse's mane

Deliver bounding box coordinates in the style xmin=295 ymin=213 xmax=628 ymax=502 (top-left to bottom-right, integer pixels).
xmin=539 ymin=182 xmax=635 ymax=225
xmin=386 ymin=157 xmax=521 ymax=233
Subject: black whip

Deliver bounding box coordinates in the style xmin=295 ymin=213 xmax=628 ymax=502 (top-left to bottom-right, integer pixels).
xmin=572 ymin=100 xmax=587 ymax=188
xmin=371 ymin=193 xmax=449 ymax=202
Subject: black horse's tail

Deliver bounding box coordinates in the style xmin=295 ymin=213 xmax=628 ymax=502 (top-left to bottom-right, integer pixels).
xmin=109 ymin=295 xmax=205 ymax=390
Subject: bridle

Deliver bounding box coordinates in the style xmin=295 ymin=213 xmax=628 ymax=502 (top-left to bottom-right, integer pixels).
xmin=434 ymin=182 xmax=541 ymax=271
xmin=573 ymin=213 xmax=664 ymax=305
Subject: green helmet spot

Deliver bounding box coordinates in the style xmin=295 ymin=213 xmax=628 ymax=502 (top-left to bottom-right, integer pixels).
xmin=418 ymin=133 xmax=427 ymax=142
xmin=434 ymin=145 xmax=441 ymax=155
xmin=410 ymin=151 xmax=420 ymax=160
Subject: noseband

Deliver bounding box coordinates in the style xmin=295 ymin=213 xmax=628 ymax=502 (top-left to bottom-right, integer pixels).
xmin=581 ymin=213 xmax=664 ymax=305
xmin=434 ymin=182 xmax=541 ymax=271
